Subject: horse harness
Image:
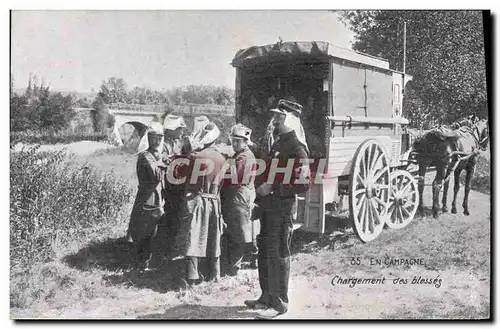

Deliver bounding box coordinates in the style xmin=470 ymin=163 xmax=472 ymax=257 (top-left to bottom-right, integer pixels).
xmin=411 ymin=123 xmax=488 ymax=186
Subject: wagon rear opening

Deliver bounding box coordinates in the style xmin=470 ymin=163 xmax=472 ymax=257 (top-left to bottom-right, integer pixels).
xmin=237 ymin=61 xmax=330 ymax=159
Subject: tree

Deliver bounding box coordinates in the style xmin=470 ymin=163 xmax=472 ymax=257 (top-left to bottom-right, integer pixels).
xmin=38 ymin=92 xmax=76 ymax=130
xmin=337 ymin=10 xmax=487 ymax=128
xmin=10 ymin=78 xmax=76 ymax=132
xmin=98 ymin=77 xmax=128 ymax=103
xmin=10 ymin=94 xmax=29 ymax=131
xmin=76 ymin=97 xmax=92 ymax=108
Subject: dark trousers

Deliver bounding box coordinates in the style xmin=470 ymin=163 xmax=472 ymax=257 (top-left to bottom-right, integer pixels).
xmin=136 ymin=237 xmax=154 ymax=268
xmin=256 ymin=196 xmax=295 ymax=313
xmin=222 ymin=234 xmax=257 ymax=274
xmin=186 ymin=256 xmax=221 ymax=281
xmin=135 ymin=219 xmax=159 ymax=268
xmin=152 ymin=215 xmax=173 ymax=263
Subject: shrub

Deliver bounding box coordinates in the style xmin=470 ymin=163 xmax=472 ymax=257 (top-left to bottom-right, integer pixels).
xmin=10 ymin=87 xmax=76 ymax=132
xmin=10 ymin=146 xmax=134 ymax=274
xmin=91 ymin=109 xmax=115 ymax=134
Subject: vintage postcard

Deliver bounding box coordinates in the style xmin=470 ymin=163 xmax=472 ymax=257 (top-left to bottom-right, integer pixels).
xmin=9 ymin=10 xmax=491 ymax=320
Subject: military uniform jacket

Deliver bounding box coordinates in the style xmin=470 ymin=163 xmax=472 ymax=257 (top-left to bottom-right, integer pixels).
xmin=162 ymin=137 xmax=184 ymax=216
xmin=221 ymin=147 xmax=257 ymax=243
xmin=128 ymin=149 xmax=165 ymax=243
xmin=261 ymin=130 xmax=310 ymax=198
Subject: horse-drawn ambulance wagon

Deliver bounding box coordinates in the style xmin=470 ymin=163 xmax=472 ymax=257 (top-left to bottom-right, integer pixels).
xmin=231 ymin=41 xmax=418 ymax=242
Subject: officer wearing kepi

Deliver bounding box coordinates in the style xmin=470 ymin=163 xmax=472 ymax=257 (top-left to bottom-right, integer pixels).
xmin=245 ymin=100 xmax=310 ymax=319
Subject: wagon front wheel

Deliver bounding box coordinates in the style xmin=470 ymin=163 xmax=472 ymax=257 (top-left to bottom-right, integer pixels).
xmin=349 ymin=139 xmax=391 ymax=243
xmin=385 ymin=170 xmax=419 ymax=229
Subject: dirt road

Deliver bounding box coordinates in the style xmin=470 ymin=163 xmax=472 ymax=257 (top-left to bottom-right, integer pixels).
xmin=141 ymin=185 xmax=490 ymax=320
xmin=11 ymin=181 xmax=489 ymax=320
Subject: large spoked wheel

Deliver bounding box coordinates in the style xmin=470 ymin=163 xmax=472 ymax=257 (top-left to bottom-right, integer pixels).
xmin=349 ymin=139 xmax=391 ymax=243
xmin=386 ymin=170 xmax=419 ymax=229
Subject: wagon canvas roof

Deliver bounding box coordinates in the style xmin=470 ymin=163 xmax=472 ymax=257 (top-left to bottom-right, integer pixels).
xmin=231 ymin=41 xmax=390 ymax=70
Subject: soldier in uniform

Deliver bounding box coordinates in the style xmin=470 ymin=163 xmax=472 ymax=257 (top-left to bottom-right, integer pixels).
xmin=154 ymin=114 xmax=187 ymax=266
xmin=245 ymin=100 xmax=310 ymax=319
xmin=221 ymin=124 xmax=258 ymax=276
xmin=127 ymin=122 xmax=167 ymax=272
xmin=173 ymin=121 xmax=227 ymax=284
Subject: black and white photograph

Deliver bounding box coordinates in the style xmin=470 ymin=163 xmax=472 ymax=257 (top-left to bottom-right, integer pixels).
xmin=8 ymin=9 xmax=491 ymax=320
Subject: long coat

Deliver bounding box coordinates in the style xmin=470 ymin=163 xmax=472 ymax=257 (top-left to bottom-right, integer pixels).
xmin=155 ymin=137 xmax=184 ymax=254
xmin=128 ymin=149 xmax=165 ymax=243
xmin=173 ymin=146 xmax=227 ymax=258
xmin=161 ymin=136 xmax=185 ymax=216
xmin=221 ymin=147 xmax=257 ymax=243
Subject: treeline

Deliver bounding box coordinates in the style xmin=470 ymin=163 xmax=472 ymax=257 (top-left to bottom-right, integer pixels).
xmin=78 ymin=77 xmax=235 ymax=109
xmin=10 ymin=74 xmax=76 ymax=132
xmin=10 ymin=74 xmax=235 ymax=143
xmin=337 ymin=10 xmax=488 ymax=129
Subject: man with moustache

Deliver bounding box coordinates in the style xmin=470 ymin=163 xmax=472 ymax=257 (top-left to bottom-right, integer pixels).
xmin=245 ymin=100 xmax=310 ymax=319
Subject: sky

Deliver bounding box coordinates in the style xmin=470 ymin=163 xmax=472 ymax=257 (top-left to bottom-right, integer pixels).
xmin=11 ymin=10 xmax=355 ymax=93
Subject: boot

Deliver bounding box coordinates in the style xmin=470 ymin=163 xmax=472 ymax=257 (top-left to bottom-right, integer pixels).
xmin=256 ymin=308 xmax=285 ymax=319
xmin=257 ymin=235 xmax=270 ymax=304
xmin=266 ymin=256 xmax=290 ymax=314
xmin=244 ymin=235 xmax=270 ymax=309
xmin=249 ymin=253 xmax=258 ymax=269
xmin=126 ymin=231 xmax=134 ymax=243
xmin=186 ymin=256 xmax=200 ymax=281
xmin=136 ymin=238 xmax=154 ymax=271
xmin=207 ymin=257 xmax=221 ymax=282
xmin=228 ymin=241 xmax=245 ymax=276
xmin=244 ymin=299 xmax=268 ymax=310
xmin=276 ymin=257 xmax=291 ymax=309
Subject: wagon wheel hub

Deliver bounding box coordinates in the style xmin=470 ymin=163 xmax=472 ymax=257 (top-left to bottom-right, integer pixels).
xmin=365 ymin=183 xmax=380 ymax=199
xmin=394 ymin=197 xmax=405 ymax=206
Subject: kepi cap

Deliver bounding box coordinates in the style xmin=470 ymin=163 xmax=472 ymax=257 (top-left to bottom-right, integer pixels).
xmin=278 ymin=99 xmax=303 ymax=115
xmin=268 ymin=107 xmax=287 ymax=115
xmin=230 ymin=123 xmax=252 ymax=141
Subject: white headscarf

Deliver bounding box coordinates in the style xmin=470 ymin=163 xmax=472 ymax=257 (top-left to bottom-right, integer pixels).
xmin=198 ymin=123 xmax=221 ymax=146
xmin=137 ymin=122 xmax=165 ymax=154
xmin=191 ymin=116 xmax=210 ymax=141
xmin=284 ymin=112 xmax=309 ymax=153
xmin=163 ymin=114 xmax=187 ymax=131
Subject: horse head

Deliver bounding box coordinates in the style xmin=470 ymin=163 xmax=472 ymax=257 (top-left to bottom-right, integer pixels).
xmin=452 ymin=114 xmax=479 ymax=129
xmin=469 ymin=114 xmax=480 ymax=125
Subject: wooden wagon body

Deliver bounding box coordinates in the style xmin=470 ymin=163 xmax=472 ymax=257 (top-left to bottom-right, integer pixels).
xmin=231 ymin=41 xmax=418 ymax=242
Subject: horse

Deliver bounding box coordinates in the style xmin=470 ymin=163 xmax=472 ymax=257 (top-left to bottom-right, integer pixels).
xmin=450 ymin=114 xmax=480 ymax=130
xmin=411 ymin=118 xmax=489 ymax=219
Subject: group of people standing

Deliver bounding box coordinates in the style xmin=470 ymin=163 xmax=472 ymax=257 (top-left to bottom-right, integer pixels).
xmin=127 ymin=99 xmax=310 ymax=319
